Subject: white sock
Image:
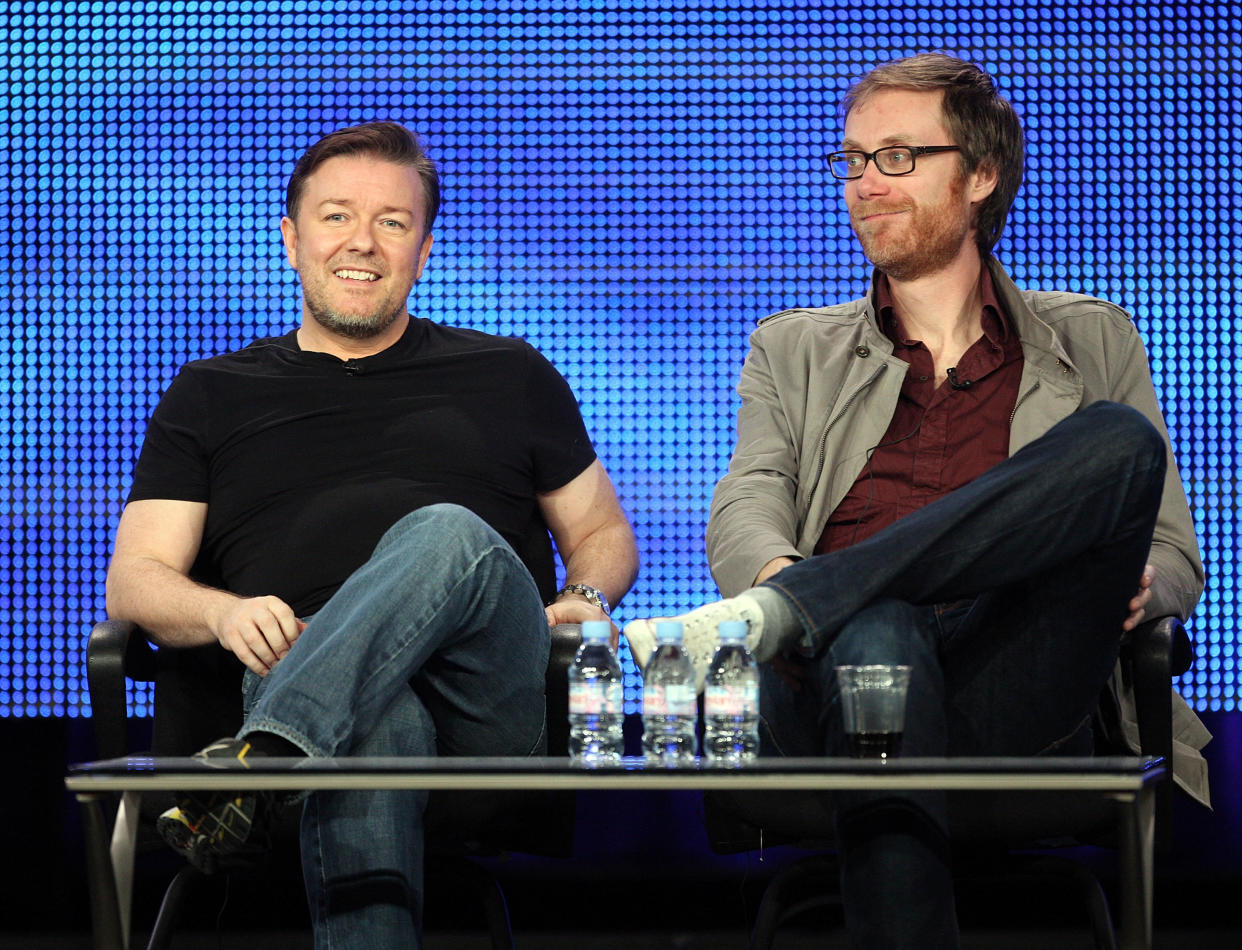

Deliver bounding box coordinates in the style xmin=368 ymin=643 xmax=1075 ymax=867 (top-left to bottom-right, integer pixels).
xmin=743 ymin=586 xmax=802 ymax=662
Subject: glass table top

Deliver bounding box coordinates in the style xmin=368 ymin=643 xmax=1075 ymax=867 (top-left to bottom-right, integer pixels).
xmin=66 ymin=755 xmax=1166 ymax=793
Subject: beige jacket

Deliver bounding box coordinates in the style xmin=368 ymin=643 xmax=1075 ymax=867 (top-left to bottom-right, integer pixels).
xmin=707 ymin=258 xmax=1210 ymax=805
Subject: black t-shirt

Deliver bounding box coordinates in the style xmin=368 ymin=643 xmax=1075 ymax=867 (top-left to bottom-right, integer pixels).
xmin=128 ymin=317 xmax=597 ymax=616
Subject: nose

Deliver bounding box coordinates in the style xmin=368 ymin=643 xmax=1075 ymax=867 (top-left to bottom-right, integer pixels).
xmin=345 ymin=218 xmax=377 ymax=254
xmin=852 ymin=159 xmax=891 ymax=200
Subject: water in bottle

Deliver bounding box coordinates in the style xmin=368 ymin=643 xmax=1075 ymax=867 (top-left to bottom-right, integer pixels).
xmin=568 ymin=620 xmax=625 ymax=764
xmin=641 ymin=620 xmax=698 ymax=765
xmin=704 ymin=620 xmax=760 ymax=763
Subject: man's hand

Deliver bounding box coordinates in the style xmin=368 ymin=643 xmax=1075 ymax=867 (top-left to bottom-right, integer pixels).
xmin=1123 ymin=564 xmax=1156 ymax=632
xmin=211 ymin=595 xmax=306 ymax=676
xmin=545 ymin=597 xmax=620 ymax=650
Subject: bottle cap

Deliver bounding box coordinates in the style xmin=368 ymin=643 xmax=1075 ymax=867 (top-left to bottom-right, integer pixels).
xmin=655 ymin=620 xmax=684 ymax=643
xmin=718 ymin=620 xmax=749 ymax=641
xmin=580 ymin=620 xmax=611 ymax=641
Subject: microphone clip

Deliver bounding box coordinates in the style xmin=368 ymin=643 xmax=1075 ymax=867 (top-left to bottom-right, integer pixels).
xmin=946 ymin=367 xmax=973 ymax=390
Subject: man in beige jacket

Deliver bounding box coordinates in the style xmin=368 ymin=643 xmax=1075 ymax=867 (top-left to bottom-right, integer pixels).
xmin=626 ymin=54 xmax=1209 ymax=949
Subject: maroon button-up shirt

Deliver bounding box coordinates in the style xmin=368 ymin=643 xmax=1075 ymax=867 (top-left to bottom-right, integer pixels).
xmin=815 ymin=269 xmax=1025 ymax=554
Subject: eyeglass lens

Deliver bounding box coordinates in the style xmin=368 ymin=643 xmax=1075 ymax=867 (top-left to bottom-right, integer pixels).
xmin=829 ymin=147 xmax=918 ymax=179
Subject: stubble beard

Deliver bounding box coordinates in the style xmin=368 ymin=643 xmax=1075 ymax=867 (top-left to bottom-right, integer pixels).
xmin=851 ymin=176 xmax=974 ymax=282
xmin=300 ymin=275 xmax=406 ymax=341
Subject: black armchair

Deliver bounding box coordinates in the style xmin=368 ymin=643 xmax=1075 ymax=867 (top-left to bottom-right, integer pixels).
xmin=83 ymin=512 xmax=583 ymax=950
xmin=702 ymin=615 xmax=1194 ymax=950
xmin=85 ymin=618 xmax=582 ymax=950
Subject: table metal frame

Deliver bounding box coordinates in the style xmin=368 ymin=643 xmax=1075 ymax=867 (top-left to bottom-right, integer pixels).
xmin=66 ymin=755 xmax=1164 ymax=950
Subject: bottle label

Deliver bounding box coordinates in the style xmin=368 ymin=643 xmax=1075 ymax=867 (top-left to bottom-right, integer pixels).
xmin=705 ymin=682 xmax=758 ymax=717
xmin=643 ymin=683 xmax=696 ymax=716
xmin=570 ymin=680 xmax=621 ymax=715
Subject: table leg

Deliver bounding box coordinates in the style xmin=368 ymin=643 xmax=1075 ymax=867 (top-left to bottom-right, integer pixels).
xmin=111 ymin=790 xmax=141 ymax=943
xmin=77 ymin=792 xmax=125 ymax=950
xmin=1116 ymin=786 xmax=1156 ymax=950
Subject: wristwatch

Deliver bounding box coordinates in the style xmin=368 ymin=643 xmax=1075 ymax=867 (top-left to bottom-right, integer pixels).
xmin=555 ymin=583 xmax=610 ymax=615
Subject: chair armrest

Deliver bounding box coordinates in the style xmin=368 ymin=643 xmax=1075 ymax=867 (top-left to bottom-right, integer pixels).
xmin=1122 ymin=615 xmax=1189 ymax=760
xmin=544 ymin=623 xmax=582 ymax=757
xmin=87 ymin=620 xmax=159 ymax=760
xmin=548 ymin=623 xmax=583 ymax=677
xmin=1121 ymin=614 xmax=1191 ymax=853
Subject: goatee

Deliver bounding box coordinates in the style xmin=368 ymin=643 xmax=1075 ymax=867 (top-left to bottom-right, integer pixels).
xmin=303 ymin=293 xmax=404 ymax=341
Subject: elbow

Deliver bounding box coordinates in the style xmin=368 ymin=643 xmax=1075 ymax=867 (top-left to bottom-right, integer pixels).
xmin=103 ymin=573 xmax=125 ymax=621
xmin=619 ymin=528 xmax=641 ymax=592
xmin=103 ymin=559 xmax=140 ymax=622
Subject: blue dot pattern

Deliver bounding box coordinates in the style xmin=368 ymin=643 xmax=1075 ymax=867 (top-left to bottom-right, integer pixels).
xmin=0 ymin=2 xmax=1236 ymax=716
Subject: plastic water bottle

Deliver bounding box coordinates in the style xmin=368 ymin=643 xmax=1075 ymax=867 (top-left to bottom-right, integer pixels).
xmin=704 ymin=620 xmax=760 ymax=763
xmin=568 ymin=620 xmax=624 ymax=764
xmin=641 ymin=620 xmax=698 ymax=765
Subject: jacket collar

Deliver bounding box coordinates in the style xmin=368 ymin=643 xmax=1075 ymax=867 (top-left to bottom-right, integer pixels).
xmin=860 ymin=258 xmax=1079 ymax=378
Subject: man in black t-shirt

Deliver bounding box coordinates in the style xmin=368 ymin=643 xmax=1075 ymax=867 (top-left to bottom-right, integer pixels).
xmin=107 ymin=122 xmax=638 ymax=949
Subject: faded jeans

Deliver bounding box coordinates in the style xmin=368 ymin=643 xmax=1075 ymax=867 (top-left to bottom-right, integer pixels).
xmin=241 ymin=503 xmax=550 ymax=949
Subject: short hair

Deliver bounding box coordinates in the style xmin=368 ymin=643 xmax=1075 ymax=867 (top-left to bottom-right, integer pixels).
xmin=842 ymin=53 xmax=1024 ymax=256
xmin=285 ymin=121 xmax=440 ymax=232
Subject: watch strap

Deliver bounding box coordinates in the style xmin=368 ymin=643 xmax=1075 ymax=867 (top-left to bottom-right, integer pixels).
xmin=555 ymin=583 xmax=610 ymax=615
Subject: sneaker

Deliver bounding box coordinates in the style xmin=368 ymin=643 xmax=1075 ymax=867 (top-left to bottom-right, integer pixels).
xmin=156 ymin=737 xmax=273 ymax=873
xmin=623 ymin=594 xmax=767 ymax=691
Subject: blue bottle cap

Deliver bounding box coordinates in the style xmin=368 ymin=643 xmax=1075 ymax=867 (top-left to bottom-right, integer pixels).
xmin=718 ymin=620 xmax=749 ymax=641
xmin=655 ymin=620 xmax=684 ymax=643
xmin=581 ymin=620 xmax=611 ymax=641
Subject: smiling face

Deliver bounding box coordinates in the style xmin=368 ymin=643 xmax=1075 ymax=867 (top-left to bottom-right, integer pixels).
xmin=280 ymin=154 xmax=434 ymax=347
xmin=842 ymin=88 xmax=996 ymax=282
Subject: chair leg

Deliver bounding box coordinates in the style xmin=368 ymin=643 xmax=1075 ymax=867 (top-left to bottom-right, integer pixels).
xmin=144 ymin=865 xmax=205 ymax=950
xmin=431 ymin=856 xmax=514 ymax=950
xmin=750 ymin=854 xmax=840 ymax=950
xmin=1011 ymin=854 xmax=1117 ymax=950
xmin=480 ymin=869 xmax=514 ymax=950
xmin=78 ymin=793 xmax=125 ymax=950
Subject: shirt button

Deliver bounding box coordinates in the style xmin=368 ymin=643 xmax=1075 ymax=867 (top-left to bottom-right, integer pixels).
xmin=855 ymin=345 xmax=871 ymax=358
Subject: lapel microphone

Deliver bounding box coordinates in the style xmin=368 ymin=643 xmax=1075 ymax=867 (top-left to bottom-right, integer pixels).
xmin=946 ymin=367 xmax=973 ymax=390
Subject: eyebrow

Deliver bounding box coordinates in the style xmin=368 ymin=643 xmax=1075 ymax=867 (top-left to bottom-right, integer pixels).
xmin=317 ymin=198 xmax=415 ymax=216
xmin=839 ymin=133 xmax=926 ymax=150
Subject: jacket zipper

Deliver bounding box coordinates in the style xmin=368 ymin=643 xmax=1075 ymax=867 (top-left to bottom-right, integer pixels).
xmin=1010 ymin=377 xmax=1040 ymax=424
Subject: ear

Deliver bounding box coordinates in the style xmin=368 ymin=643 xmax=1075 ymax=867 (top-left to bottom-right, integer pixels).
xmin=280 ymin=216 xmax=299 ymax=268
xmin=412 ymin=232 xmax=435 ymax=281
xmin=969 ymin=161 xmax=1000 ymax=205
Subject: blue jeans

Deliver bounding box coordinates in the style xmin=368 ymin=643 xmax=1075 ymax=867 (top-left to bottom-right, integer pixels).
xmin=241 ymin=504 xmax=550 ymax=950
xmin=758 ymin=402 xmax=1167 ymax=949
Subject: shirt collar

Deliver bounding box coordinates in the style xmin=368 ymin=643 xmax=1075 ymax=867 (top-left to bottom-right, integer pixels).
xmin=877 ymin=268 xmax=1014 ymax=347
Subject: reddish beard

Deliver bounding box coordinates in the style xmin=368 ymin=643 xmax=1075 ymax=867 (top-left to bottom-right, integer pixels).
xmin=850 ymin=175 xmax=974 ymax=281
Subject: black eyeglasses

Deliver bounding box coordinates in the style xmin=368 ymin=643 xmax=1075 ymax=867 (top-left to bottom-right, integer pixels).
xmin=827 ymin=145 xmax=962 ymax=180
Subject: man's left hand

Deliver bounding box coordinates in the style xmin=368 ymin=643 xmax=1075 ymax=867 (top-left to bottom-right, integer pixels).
xmin=545 ymin=598 xmax=619 ymax=649
xmin=1123 ymin=564 xmax=1156 ymax=632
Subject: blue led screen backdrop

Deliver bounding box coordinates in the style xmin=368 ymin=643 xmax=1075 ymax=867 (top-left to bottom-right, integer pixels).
xmin=1 ymin=1 xmax=1238 ymax=716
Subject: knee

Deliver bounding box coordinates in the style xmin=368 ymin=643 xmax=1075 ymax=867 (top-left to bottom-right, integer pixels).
xmin=379 ymin=503 xmax=503 ymax=555
xmin=829 ymin=598 xmax=936 ymax=668
xmin=1083 ymin=402 xmax=1166 ymax=470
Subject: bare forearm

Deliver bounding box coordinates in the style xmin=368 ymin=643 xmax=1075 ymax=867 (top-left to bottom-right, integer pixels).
xmin=105 ymin=556 xmax=239 ymax=648
xmin=560 ymin=519 xmax=639 ymax=611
